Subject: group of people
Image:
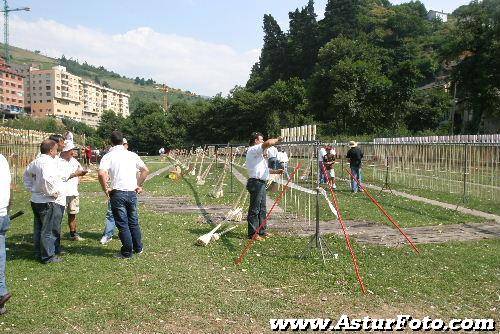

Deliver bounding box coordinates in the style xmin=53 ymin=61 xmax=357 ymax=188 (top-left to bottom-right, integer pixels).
xmin=0 ymin=130 xmax=149 ymax=314
xmin=244 ymin=133 xmax=365 ymax=242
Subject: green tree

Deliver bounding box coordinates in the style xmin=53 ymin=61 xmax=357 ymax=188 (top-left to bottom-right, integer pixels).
xmin=247 ymin=14 xmax=288 ymax=91
xmin=320 ymin=0 xmax=360 ymax=43
xmin=405 ymin=88 xmax=453 ymax=132
xmin=287 ymin=0 xmax=320 ymax=79
xmin=97 ymin=110 xmax=125 ymax=140
xmin=441 ymin=0 xmax=500 ymax=132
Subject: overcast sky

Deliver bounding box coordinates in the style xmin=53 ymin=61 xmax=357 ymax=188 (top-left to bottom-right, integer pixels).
xmin=9 ymin=0 xmax=471 ymax=96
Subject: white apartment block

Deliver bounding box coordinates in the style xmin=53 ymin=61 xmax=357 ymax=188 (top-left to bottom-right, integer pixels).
xmin=16 ymin=64 xmax=130 ymax=127
xmin=81 ymin=80 xmax=130 ymax=127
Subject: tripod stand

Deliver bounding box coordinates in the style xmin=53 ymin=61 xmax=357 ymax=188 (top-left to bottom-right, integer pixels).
xmin=300 ymin=142 xmax=336 ymax=265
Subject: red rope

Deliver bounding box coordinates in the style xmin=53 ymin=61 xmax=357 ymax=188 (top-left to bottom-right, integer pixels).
xmin=321 ymin=163 xmax=367 ymax=294
xmin=235 ymin=163 xmax=302 ymax=265
xmin=344 ymin=168 xmax=420 ymax=254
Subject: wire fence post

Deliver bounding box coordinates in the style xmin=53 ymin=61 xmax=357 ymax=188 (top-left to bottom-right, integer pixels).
xmin=463 ymin=143 xmax=468 ymax=204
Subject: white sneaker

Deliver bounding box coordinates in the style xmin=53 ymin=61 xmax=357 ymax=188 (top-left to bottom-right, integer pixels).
xmin=100 ymin=235 xmax=112 ymax=245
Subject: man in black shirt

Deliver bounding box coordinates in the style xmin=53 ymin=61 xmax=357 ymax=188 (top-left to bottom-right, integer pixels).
xmin=346 ymin=141 xmax=363 ymax=193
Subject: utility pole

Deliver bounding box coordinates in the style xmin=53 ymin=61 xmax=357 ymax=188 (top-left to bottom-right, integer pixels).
xmin=0 ymin=0 xmax=30 ymax=62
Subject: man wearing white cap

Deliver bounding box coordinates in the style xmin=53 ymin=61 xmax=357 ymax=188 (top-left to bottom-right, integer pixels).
xmin=60 ymin=141 xmax=88 ymax=241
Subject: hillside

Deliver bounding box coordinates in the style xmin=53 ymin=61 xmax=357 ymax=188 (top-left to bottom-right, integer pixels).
xmin=4 ymin=44 xmax=204 ymax=110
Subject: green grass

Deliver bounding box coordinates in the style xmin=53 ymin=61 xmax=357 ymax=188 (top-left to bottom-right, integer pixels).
xmin=232 ymin=162 xmax=486 ymax=228
xmin=3 ymin=158 xmax=498 ymax=333
xmin=358 ymin=165 xmax=500 ymax=216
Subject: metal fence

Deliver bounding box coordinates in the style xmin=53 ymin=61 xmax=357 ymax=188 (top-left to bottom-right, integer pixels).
xmin=336 ymin=142 xmax=500 ymax=202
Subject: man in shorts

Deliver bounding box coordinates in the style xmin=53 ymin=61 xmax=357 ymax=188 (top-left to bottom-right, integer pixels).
xmin=60 ymin=141 xmax=87 ymax=240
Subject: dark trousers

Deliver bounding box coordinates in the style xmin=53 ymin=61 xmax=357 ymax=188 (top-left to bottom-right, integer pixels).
xmin=246 ymin=178 xmax=267 ymax=238
xmin=110 ymin=190 xmax=142 ymax=257
xmin=31 ymin=202 xmax=65 ymax=262
xmin=350 ymin=165 xmax=362 ymax=192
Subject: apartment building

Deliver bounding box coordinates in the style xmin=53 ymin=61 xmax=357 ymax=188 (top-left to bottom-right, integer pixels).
xmin=25 ymin=65 xmax=83 ymax=121
xmin=81 ymin=80 xmax=130 ymax=127
xmin=0 ymin=58 xmax=24 ymax=116
xmin=16 ymin=64 xmax=130 ymax=127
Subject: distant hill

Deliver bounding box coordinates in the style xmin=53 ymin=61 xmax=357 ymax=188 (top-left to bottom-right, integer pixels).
xmin=4 ymin=44 xmax=204 ymax=111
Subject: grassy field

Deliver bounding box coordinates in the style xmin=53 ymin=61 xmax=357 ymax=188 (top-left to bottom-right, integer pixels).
xmin=2 ymin=158 xmax=499 ymax=333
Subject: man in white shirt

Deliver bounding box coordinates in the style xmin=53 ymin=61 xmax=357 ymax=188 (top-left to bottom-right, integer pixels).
xmin=245 ymin=132 xmax=282 ymax=241
xmin=98 ymin=131 xmax=149 ymax=259
xmin=100 ymin=138 xmax=128 ymax=245
xmin=266 ymin=145 xmax=279 ymax=169
xmin=24 ymin=140 xmax=85 ymax=263
xmin=60 ymin=141 xmax=87 ymax=241
xmin=276 ymin=147 xmax=290 ymax=179
xmin=0 ymin=154 xmax=12 ymax=313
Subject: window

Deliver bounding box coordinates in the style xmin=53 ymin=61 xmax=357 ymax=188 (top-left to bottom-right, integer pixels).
xmin=17 ymin=85 xmax=21 ymax=89
xmin=18 ymin=99 xmax=22 ymax=103
xmin=46 ymin=100 xmax=51 ymax=103
xmin=46 ymin=86 xmax=50 ymax=90
xmin=4 ymin=74 xmax=8 ymax=78
xmin=56 ymin=86 xmax=60 ymax=90
xmin=6 ymin=98 xmax=9 ymax=101
xmin=46 ymin=92 xmax=51 ymax=96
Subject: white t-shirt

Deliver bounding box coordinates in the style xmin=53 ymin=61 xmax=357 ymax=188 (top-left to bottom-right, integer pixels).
xmin=0 ymin=154 xmax=10 ymax=216
xmin=266 ymin=146 xmax=278 ymax=159
xmin=245 ymin=144 xmax=269 ymax=181
xmin=277 ymin=151 xmax=289 ymax=163
xmin=24 ymin=154 xmax=67 ymax=204
xmin=60 ymin=157 xmax=82 ymax=197
xmin=99 ymin=145 xmax=146 ymax=191
xmin=318 ymin=147 xmax=327 ymax=162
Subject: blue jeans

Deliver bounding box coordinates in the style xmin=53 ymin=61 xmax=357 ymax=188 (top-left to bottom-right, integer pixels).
xmin=102 ymin=202 xmax=116 ymax=238
xmin=350 ymin=166 xmax=362 ymax=192
xmin=319 ymin=161 xmax=326 ymax=183
xmin=0 ymin=215 xmax=11 ymax=296
xmin=31 ymin=202 xmax=65 ymax=262
xmin=109 ymin=190 xmax=142 ymax=258
xmin=246 ymin=178 xmax=267 ymax=238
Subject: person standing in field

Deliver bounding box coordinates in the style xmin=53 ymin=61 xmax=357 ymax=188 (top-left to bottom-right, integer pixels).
xmin=346 ymin=141 xmax=363 ymax=193
xmin=60 ymin=141 xmax=87 ymax=241
xmin=98 ymin=132 xmax=149 ymax=259
xmin=245 ymin=132 xmax=282 ymax=241
xmin=0 ymin=153 xmax=12 ymax=313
